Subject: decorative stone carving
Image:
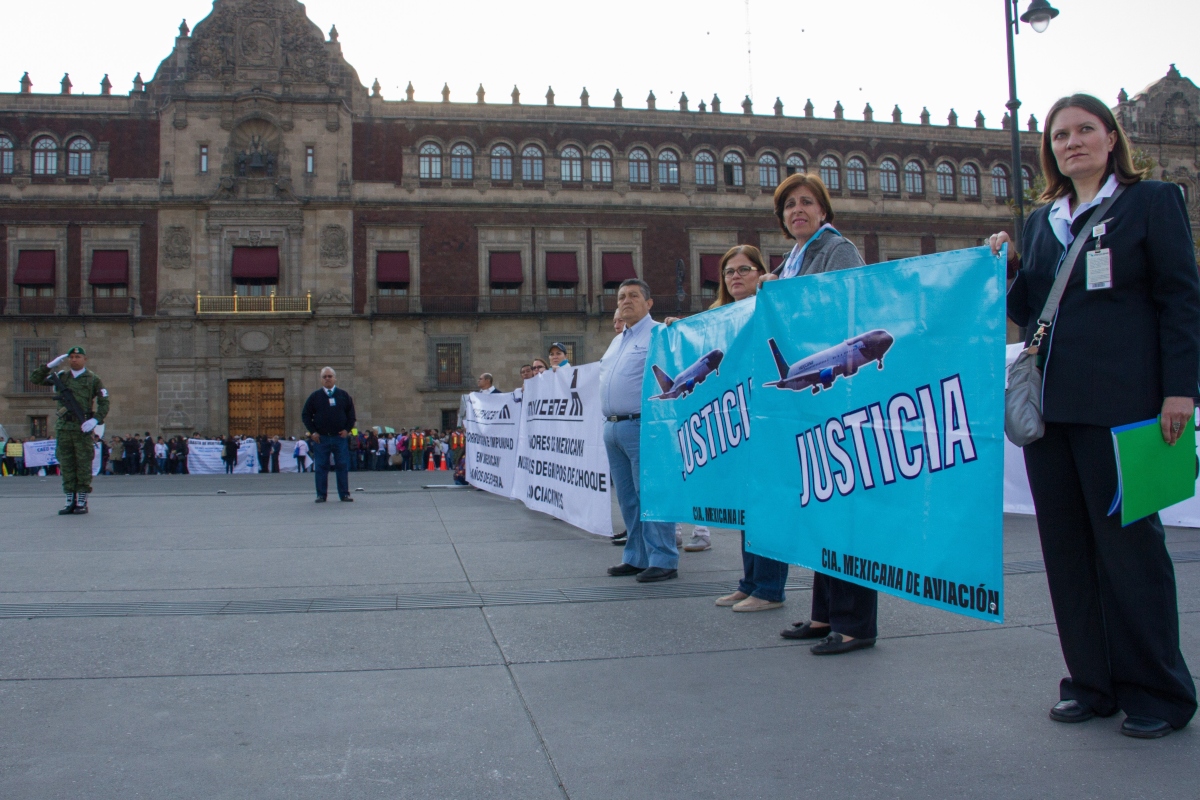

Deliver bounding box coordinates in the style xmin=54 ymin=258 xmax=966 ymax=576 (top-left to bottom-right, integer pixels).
xmin=186 ymin=0 xmax=332 ymax=84
xmin=245 ymin=359 xmax=264 ymax=378
xmin=158 ymin=289 xmax=195 ymax=308
xmin=162 ymin=226 xmax=192 ymax=268
xmin=239 ymin=330 xmax=271 ymax=352
xmin=317 ymin=287 xmax=351 ymax=306
xmin=320 ymin=224 xmax=348 ymax=267
xmin=165 ymin=404 xmax=193 ymax=430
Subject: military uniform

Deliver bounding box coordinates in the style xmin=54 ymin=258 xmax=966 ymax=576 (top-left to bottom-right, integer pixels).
xmin=29 ymin=347 xmax=109 ymax=514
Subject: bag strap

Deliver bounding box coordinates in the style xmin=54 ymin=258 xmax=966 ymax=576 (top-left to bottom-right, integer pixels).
xmin=1030 ymin=184 xmax=1126 ymax=346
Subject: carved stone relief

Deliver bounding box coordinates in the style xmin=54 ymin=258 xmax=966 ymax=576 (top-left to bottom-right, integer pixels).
xmin=158 ymin=289 xmax=195 ymax=309
xmin=239 ymin=330 xmax=271 ymax=352
xmin=320 ymin=225 xmax=348 ymax=267
xmin=162 ymin=226 xmax=192 ymax=268
xmin=245 ymin=359 xmax=264 ymax=378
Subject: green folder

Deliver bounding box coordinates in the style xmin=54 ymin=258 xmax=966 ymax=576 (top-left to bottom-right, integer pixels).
xmin=1109 ymin=416 xmax=1197 ymax=526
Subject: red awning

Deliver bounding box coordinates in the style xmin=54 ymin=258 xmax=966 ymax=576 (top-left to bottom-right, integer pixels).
xmin=231 ymin=247 xmax=280 ymax=280
xmin=376 ymin=251 xmax=410 ymax=283
xmin=89 ymin=250 xmax=130 ymax=285
xmin=769 ymin=254 xmax=785 ymax=270
xmin=489 ymin=251 xmax=523 ymax=284
xmin=700 ymin=254 xmax=722 ymax=285
xmin=545 ymin=252 xmax=578 ymax=283
xmin=601 ymin=252 xmax=636 ymax=284
xmin=14 ymin=250 xmax=55 ymax=285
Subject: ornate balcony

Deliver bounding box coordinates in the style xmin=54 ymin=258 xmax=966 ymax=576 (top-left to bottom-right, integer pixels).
xmin=196 ymin=292 xmax=312 ymax=315
xmin=3 ymin=297 xmax=138 ymax=316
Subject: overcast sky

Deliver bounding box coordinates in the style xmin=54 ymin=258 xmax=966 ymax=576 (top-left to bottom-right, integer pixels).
xmin=3 ymin=1 xmax=1196 ymax=128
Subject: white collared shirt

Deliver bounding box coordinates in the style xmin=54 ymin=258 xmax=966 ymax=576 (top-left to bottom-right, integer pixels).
xmin=599 ymin=312 xmax=661 ymax=417
xmin=1048 ymin=174 xmax=1119 ymax=248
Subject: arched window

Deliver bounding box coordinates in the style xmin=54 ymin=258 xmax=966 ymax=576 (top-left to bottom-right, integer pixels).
xmin=936 ymin=162 xmax=955 ymax=197
xmin=589 ymin=146 xmax=612 ymax=184
xmin=758 ymin=154 xmax=780 ymax=188
xmin=991 ymin=165 xmax=1010 ymax=200
xmin=879 ymin=159 xmax=900 ymax=194
xmin=1021 ymin=166 xmax=1034 ymax=194
xmin=904 ymin=160 xmax=924 ymax=194
xmin=33 ymin=136 xmax=57 ymax=175
xmin=628 ymin=148 xmax=650 ymax=184
xmin=450 ymin=144 xmax=473 ymax=180
xmin=67 ymin=138 xmax=92 ymax=176
xmin=819 ymin=156 xmax=840 ymax=190
xmin=846 ymin=157 xmax=867 ymax=192
xmin=695 ymin=151 xmax=715 ymax=186
xmin=657 ymin=150 xmax=679 ymax=185
xmin=418 ymin=143 xmax=442 ymax=180
xmin=491 ymin=144 xmax=514 ymax=181
xmin=0 ymin=135 xmax=13 ymax=175
xmin=723 ymin=152 xmax=744 ymax=187
xmin=960 ymin=163 xmax=980 ymax=198
xmin=785 ymin=154 xmax=806 ymax=176
xmin=521 ymin=145 xmax=544 ymax=182
xmin=560 ymin=146 xmax=582 ymax=183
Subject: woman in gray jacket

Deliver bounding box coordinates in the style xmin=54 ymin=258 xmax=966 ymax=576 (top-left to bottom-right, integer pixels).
xmin=762 ymin=172 xmax=877 ymax=656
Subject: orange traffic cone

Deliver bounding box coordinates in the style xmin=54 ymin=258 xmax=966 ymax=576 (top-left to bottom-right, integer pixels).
xmin=426 ymin=452 xmax=434 ymax=470
xmin=439 ymin=455 xmax=448 ymax=471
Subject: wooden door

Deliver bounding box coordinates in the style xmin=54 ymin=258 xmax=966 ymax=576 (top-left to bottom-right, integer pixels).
xmin=228 ymin=379 xmax=285 ymax=437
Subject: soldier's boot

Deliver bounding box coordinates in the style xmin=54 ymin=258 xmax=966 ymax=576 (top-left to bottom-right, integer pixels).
xmin=58 ymin=493 xmax=77 ymax=515
xmin=74 ymin=493 xmax=89 ymax=515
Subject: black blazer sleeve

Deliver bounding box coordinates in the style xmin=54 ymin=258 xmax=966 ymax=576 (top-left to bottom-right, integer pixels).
xmin=301 ymin=391 xmax=317 ymax=434
xmin=343 ymin=391 xmax=357 ymax=431
xmin=1144 ymin=183 xmax=1200 ymax=399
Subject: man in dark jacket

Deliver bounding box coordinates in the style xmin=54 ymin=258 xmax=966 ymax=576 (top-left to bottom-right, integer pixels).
xmin=142 ymin=432 xmax=156 ymax=474
xmin=270 ymin=436 xmax=281 ymax=473
xmin=300 ymin=366 xmax=356 ymax=503
xmin=124 ymin=434 xmax=141 ymax=476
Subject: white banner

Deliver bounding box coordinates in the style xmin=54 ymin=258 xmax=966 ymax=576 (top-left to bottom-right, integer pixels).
xmin=186 ymin=440 xmax=224 ymax=474
xmin=21 ymin=439 xmax=58 ymax=468
xmin=234 ymin=440 xmax=259 ymax=474
xmin=279 ymin=445 xmax=298 ymax=473
xmin=93 ymin=442 xmax=101 ymax=476
xmin=513 ymin=364 xmax=613 ymax=537
xmin=463 ymin=390 xmax=523 ymax=497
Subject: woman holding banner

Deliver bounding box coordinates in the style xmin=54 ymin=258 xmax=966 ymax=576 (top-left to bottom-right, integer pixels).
xmin=991 ymin=94 xmax=1198 ymax=738
xmin=762 ymin=173 xmax=878 ymax=655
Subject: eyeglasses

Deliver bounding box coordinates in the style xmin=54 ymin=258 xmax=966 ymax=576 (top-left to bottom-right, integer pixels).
xmin=722 ymin=265 xmax=760 ymax=278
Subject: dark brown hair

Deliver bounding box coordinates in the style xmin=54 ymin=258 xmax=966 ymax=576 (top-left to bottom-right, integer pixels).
xmin=772 ymin=172 xmax=835 ymax=239
xmin=1040 ymin=93 xmax=1146 ymax=203
xmin=710 ymin=245 xmax=767 ymax=309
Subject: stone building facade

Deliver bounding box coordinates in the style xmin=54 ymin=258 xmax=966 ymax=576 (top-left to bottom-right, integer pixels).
xmin=2 ymin=0 xmax=1197 ymax=438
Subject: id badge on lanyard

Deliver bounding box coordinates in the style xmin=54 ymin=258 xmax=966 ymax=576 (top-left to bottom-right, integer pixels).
xmin=1085 ymin=222 xmax=1112 ymax=291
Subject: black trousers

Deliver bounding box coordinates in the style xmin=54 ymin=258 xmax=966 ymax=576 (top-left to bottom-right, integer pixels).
xmin=1025 ymin=422 xmax=1196 ymax=728
xmin=812 ymin=573 xmax=878 ymax=639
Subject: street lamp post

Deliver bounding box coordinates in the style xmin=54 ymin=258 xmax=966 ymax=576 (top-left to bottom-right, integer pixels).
xmin=1005 ymin=0 xmax=1059 ymax=251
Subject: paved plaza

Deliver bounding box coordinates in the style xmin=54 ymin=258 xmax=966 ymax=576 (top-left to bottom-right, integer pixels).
xmin=0 ymin=471 xmax=1197 ymax=799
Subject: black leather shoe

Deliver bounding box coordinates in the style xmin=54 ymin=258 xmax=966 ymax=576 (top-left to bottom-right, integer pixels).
xmin=810 ymin=633 xmax=876 ymax=655
xmin=339 ymin=495 xmax=354 ymax=502
xmin=1049 ymin=699 xmax=1095 ymax=723
xmin=612 ymin=531 xmax=628 ymax=545
xmin=607 ymin=563 xmax=644 ymax=576
xmin=635 ymin=567 xmax=678 ymax=583
xmin=1120 ymin=716 xmax=1174 ymax=739
xmin=314 ymin=497 xmax=327 ymax=503
xmin=781 ymin=622 xmax=832 ymax=640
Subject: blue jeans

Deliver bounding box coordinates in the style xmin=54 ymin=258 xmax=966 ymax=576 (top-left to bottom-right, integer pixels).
xmin=604 ymin=419 xmax=677 ymax=570
xmin=738 ymin=531 xmax=788 ymax=602
xmin=313 ymin=435 xmax=350 ymax=499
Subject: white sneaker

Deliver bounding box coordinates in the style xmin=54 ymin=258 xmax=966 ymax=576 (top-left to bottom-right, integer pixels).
xmin=683 ymin=535 xmax=711 ymax=552
xmin=675 ymin=523 xmax=684 ymax=546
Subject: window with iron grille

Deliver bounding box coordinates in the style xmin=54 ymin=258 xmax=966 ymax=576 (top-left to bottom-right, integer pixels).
xmin=436 ymin=342 xmax=463 ymax=388
xmin=880 ymin=159 xmax=900 ymax=194
xmin=723 ymin=152 xmax=744 ymax=187
xmin=15 ymin=339 xmax=56 ymax=394
xmin=491 ymin=145 xmax=514 ymax=181
xmin=695 ymin=151 xmax=715 ymax=186
xmin=67 ymin=139 xmax=92 ymax=176
xmin=628 ymin=149 xmax=650 ymax=184
xmin=960 ymin=163 xmax=980 ymax=198
xmin=33 ymin=137 xmax=57 ymax=175
xmin=560 ymin=147 xmax=582 ymax=182
xmin=846 ymin=157 xmax=867 ymax=192
xmin=819 ymin=156 xmax=840 ymax=190
xmin=657 ymin=150 xmax=679 ymax=185
xmin=904 ymin=160 xmax=924 ymax=194
xmin=785 ymin=154 xmax=806 ymax=176
xmin=419 ymin=143 xmax=442 ymax=180
xmin=521 ymin=145 xmax=544 ymax=182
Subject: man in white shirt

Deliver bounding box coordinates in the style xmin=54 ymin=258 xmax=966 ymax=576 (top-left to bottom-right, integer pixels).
xmin=599 ymin=279 xmax=678 ymax=582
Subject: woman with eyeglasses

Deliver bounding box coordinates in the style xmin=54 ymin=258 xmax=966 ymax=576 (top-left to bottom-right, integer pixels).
xmin=764 ymin=172 xmax=877 ymax=656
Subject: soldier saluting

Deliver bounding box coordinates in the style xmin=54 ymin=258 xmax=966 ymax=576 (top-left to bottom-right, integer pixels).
xmin=29 ymin=346 xmax=109 ymax=515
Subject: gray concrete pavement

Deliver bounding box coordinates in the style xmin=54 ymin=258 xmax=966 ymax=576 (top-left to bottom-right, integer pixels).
xmin=0 ymin=471 xmax=1196 ymax=798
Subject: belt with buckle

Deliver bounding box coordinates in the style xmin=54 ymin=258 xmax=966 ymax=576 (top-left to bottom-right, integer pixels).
xmin=605 ymin=414 xmax=640 ymax=423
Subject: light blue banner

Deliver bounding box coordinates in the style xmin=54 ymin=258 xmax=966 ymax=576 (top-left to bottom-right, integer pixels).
xmin=640 ymin=297 xmax=758 ymax=529
xmin=747 ymin=247 xmax=1007 ymax=622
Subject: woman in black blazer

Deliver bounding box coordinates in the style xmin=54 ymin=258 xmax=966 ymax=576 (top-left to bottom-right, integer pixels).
xmin=991 ymin=94 xmax=1198 ymax=739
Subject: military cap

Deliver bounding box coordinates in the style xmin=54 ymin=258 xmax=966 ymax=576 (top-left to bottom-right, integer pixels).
xmin=67 ymin=346 xmax=86 ymax=356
